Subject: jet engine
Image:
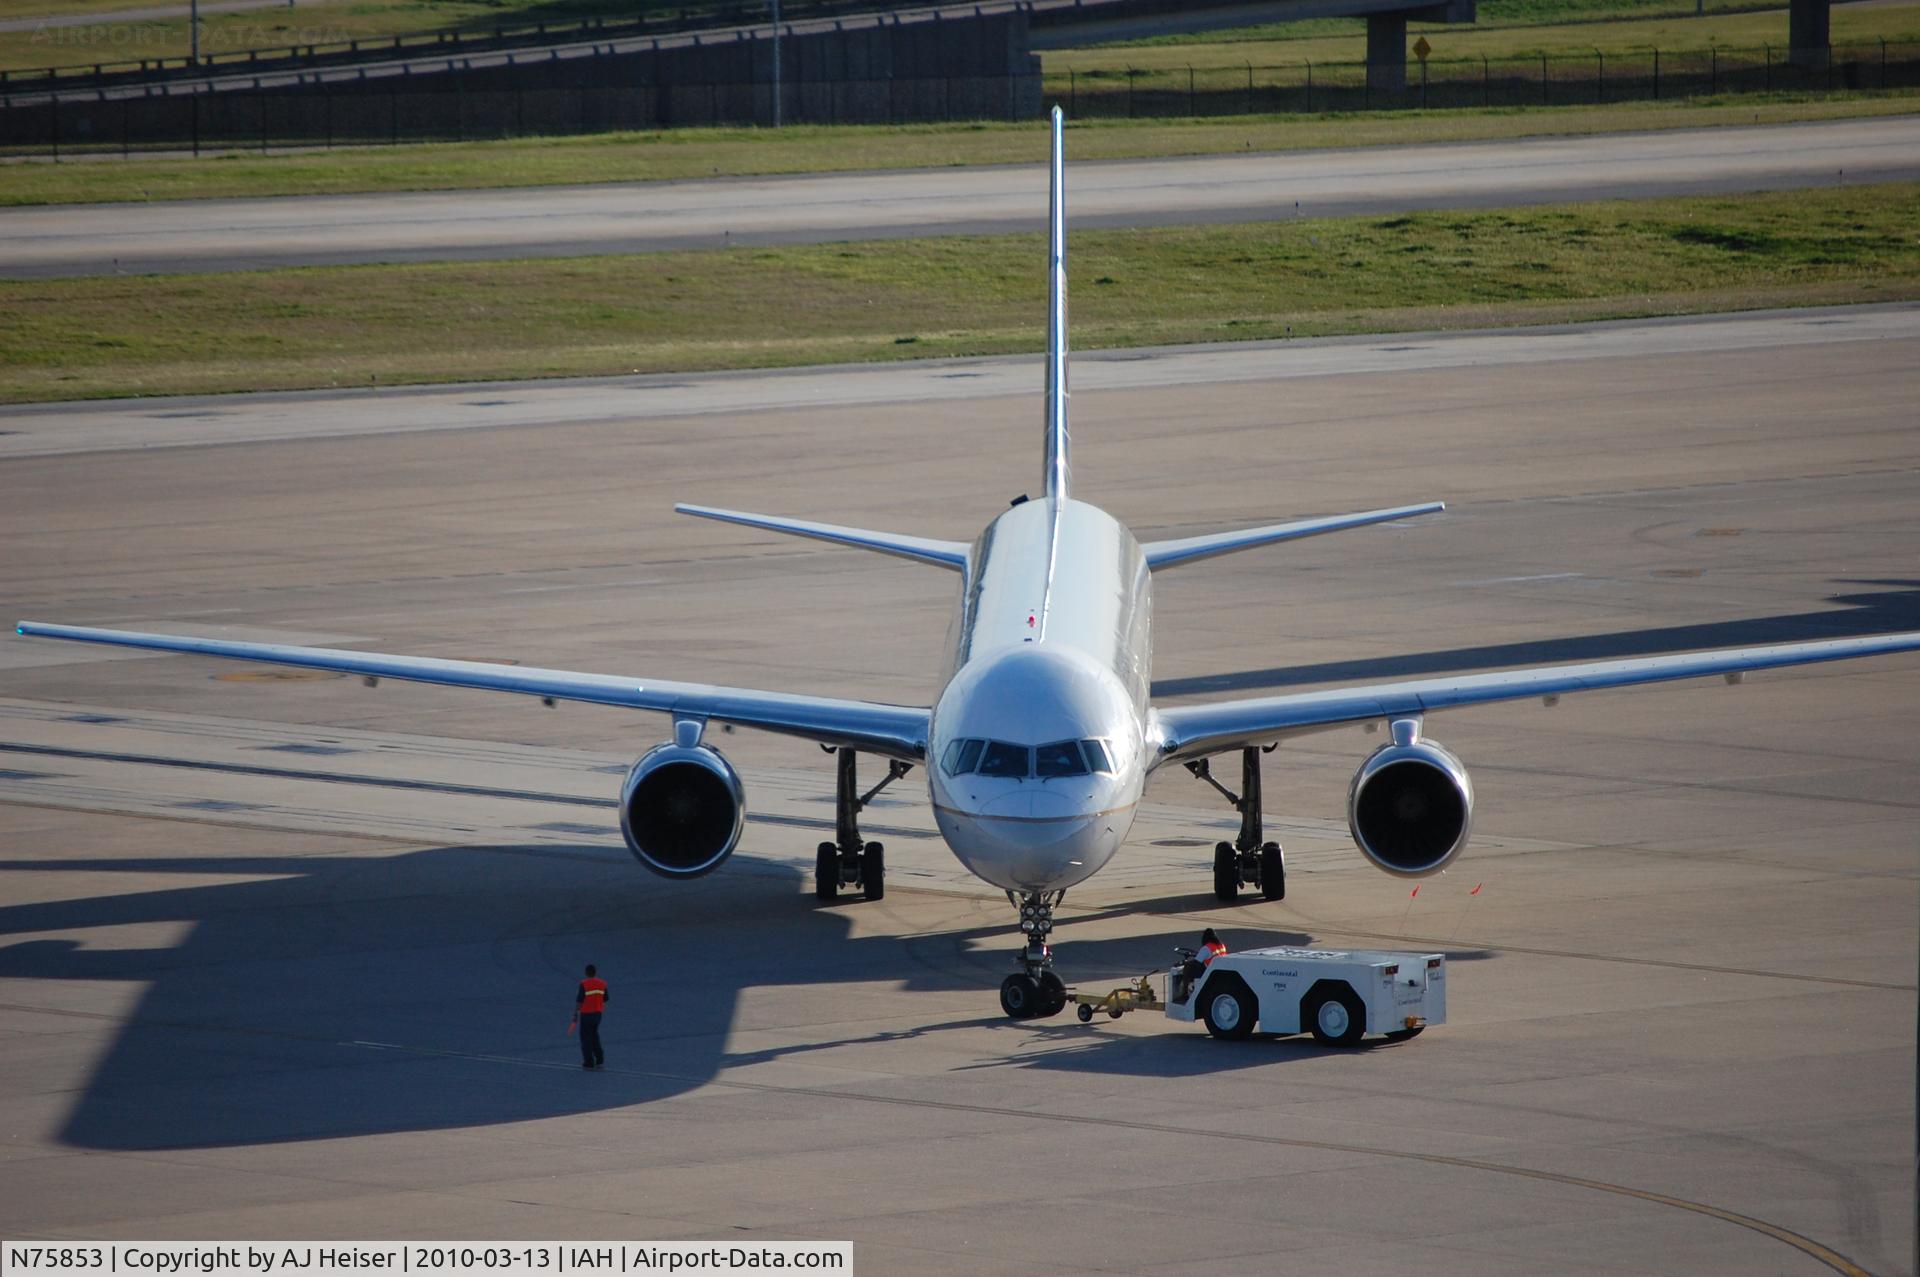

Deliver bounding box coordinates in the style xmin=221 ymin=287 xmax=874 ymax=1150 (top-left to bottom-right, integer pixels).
xmin=619 ymin=742 xmax=745 ymax=878
xmin=1347 ymin=736 xmax=1474 ymax=878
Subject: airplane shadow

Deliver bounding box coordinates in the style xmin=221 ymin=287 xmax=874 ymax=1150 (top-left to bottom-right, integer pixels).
xmin=1153 ymin=579 xmax=1920 ymax=698
xmin=0 ymin=838 xmax=1408 ymax=1149
xmin=0 ymin=842 xmax=890 ymax=1150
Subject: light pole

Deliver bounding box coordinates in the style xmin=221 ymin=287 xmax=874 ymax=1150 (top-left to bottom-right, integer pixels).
xmin=190 ymin=0 xmax=199 ymax=64
xmin=771 ymin=0 xmax=782 ymax=127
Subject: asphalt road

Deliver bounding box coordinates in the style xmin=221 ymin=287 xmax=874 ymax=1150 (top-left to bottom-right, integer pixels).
xmin=1 ymin=305 xmax=1915 ymax=1270
xmin=4 ymin=115 xmax=1916 ymax=278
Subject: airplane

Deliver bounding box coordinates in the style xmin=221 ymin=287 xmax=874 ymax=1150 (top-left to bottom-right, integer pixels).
xmin=17 ymin=106 xmax=1920 ymax=1022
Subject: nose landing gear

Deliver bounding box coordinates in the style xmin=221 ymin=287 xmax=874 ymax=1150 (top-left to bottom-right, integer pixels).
xmin=1186 ymin=745 xmax=1286 ymax=902
xmin=815 ymin=747 xmax=909 ymax=903
xmin=1000 ymin=889 xmax=1068 ymax=1019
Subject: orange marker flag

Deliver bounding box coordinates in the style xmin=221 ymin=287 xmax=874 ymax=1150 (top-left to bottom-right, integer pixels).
xmin=1409 ymin=885 xmax=1420 ymax=898
xmin=1470 ymin=883 xmax=1483 ymax=895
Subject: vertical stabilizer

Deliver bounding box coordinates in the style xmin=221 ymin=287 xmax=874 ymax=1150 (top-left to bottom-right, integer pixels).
xmin=1043 ymin=106 xmax=1069 ymax=502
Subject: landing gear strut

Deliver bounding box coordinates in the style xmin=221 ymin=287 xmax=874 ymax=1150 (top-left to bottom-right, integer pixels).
xmin=1000 ymin=889 xmax=1068 ymax=1019
xmin=1185 ymin=746 xmax=1286 ymax=902
xmin=814 ymin=747 xmax=909 ymax=903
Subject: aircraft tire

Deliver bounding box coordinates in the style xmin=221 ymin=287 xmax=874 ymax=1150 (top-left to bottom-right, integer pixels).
xmin=1036 ymin=970 xmax=1068 ymax=1017
xmin=1212 ymin=842 xmax=1238 ymax=901
xmin=861 ymin=841 xmax=885 ymax=901
xmin=1260 ymin=842 xmax=1286 ymax=901
xmin=814 ymin=842 xmax=838 ymax=901
xmin=1000 ymin=973 xmax=1041 ymax=1019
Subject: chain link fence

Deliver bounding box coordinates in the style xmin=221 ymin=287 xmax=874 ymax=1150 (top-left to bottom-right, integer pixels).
xmin=0 ymin=72 xmax=1042 ymax=155
xmin=2 ymin=40 xmax=1915 ymax=157
xmin=1052 ymin=39 xmax=1920 ymax=116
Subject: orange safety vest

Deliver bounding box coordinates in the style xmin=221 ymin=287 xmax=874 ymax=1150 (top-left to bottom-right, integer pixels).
xmin=578 ymin=977 xmax=608 ymax=1014
xmin=1199 ymin=941 xmax=1227 ymax=965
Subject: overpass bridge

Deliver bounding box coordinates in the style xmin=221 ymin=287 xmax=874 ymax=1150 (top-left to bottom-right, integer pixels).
xmin=5 ymin=0 xmax=1473 ymax=106
xmin=0 ymin=0 xmax=1840 ymax=141
xmin=1033 ymin=0 xmax=1476 ymax=92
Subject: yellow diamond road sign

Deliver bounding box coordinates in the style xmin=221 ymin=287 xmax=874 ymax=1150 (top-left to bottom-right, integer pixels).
xmin=1413 ymin=36 xmax=1432 ymax=61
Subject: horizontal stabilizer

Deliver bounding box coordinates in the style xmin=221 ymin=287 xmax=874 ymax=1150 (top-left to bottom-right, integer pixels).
xmin=1142 ymin=502 xmax=1446 ymax=570
xmin=676 ymin=504 xmax=968 ymax=571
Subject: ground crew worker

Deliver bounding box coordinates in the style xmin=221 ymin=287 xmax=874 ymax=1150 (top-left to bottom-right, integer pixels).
xmin=574 ymin=963 xmax=608 ymax=1069
xmin=1173 ymin=930 xmax=1228 ymax=1004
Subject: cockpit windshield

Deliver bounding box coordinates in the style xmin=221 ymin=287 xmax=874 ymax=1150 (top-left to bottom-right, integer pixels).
xmin=976 ymin=740 xmax=1031 ymax=778
xmin=939 ymin=738 xmax=984 ymax=777
xmin=1034 ymin=740 xmax=1088 ymax=778
xmin=941 ymin=737 xmax=1117 ymax=779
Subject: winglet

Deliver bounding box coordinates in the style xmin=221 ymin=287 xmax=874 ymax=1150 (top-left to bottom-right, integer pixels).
xmin=1043 ymin=105 xmax=1069 ymax=503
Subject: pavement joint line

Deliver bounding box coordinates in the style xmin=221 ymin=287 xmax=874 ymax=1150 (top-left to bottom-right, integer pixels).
xmin=336 ymin=1037 xmax=1874 ymax=1277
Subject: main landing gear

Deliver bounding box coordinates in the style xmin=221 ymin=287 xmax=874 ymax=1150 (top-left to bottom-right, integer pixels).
xmin=1185 ymin=745 xmax=1286 ymax=903
xmin=1000 ymin=890 xmax=1069 ymax=1019
xmin=815 ymin=747 xmax=909 ymax=903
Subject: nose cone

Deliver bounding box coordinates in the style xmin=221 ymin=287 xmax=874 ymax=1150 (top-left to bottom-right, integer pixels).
xmin=980 ymin=789 xmax=1078 ymax=820
xmin=935 ymin=799 xmax=1129 ymax=893
xmin=929 ymin=644 xmax=1144 ymax=893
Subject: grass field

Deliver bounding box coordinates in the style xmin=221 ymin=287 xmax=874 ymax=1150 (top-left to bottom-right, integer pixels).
xmin=6 ymin=92 xmax=1916 ymax=207
xmin=3 ymin=181 xmax=1914 ymax=403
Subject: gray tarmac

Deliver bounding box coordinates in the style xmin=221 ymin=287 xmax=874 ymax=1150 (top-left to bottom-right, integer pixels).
xmin=0 ymin=306 xmax=1917 ymax=1273
xmin=4 ymin=115 xmax=1917 ymax=278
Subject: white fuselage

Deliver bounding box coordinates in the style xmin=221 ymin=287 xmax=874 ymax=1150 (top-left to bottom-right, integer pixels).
xmin=927 ymin=496 xmax=1152 ymax=892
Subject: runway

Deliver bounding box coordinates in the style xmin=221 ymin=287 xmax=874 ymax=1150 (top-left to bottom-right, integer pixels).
xmin=3 ymin=115 xmax=1917 ymax=277
xmin=1 ymin=305 xmax=1916 ymax=1271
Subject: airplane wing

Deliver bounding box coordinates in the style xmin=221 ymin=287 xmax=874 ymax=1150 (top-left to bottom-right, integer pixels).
xmin=1149 ymin=631 xmax=1920 ymax=765
xmin=14 ymin=622 xmax=929 ymax=761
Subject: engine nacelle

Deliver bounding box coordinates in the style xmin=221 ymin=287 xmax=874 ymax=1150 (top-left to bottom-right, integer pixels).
xmin=619 ymin=742 xmax=745 ymax=878
xmin=1347 ymin=738 xmax=1474 ymax=878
